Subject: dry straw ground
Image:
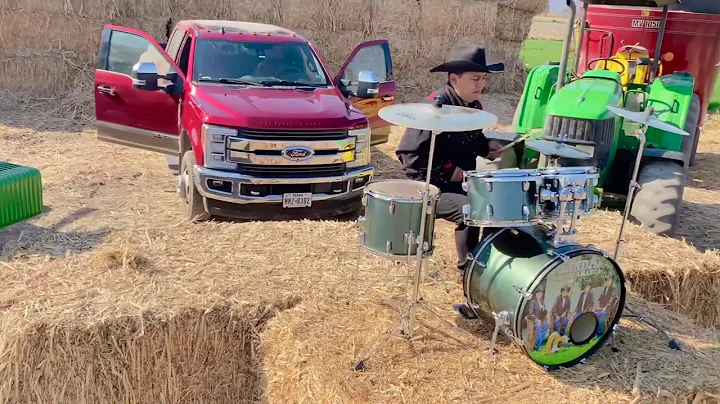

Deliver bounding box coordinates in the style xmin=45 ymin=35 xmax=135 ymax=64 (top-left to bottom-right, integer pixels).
xmin=1 ymin=91 xmax=720 ymax=402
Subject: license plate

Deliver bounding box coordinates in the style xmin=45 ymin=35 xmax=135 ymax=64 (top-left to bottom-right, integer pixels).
xmin=282 ymin=193 xmax=312 ymax=208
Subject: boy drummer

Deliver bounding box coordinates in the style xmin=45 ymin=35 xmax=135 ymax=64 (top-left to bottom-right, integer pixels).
xmin=396 ymin=44 xmax=511 ymax=276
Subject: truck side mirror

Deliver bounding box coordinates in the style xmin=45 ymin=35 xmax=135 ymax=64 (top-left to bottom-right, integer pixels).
xmin=355 ymin=71 xmax=379 ymax=99
xmin=132 ymin=62 xmax=160 ymax=91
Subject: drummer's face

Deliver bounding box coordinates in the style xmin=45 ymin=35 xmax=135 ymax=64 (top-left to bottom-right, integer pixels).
xmin=450 ymin=72 xmax=487 ymax=103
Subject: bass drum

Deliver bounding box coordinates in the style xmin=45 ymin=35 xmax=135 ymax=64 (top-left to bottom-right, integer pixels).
xmin=463 ymin=225 xmax=626 ymax=369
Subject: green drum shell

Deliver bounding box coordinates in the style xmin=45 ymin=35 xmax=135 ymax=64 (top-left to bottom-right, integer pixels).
xmin=537 ymin=168 xmax=600 ymax=220
xmin=463 ymin=226 xmax=626 ymax=369
xmin=360 ymin=181 xmax=439 ymax=259
xmin=463 ymin=170 xmax=539 ymax=227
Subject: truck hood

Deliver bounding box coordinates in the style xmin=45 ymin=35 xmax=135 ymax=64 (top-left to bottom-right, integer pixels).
xmin=191 ymin=85 xmax=367 ymax=130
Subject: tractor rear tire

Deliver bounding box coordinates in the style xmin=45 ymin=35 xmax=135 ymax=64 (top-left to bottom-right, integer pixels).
xmin=629 ymin=160 xmax=685 ymax=237
xmin=682 ymin=94 xmax=701 ymax=167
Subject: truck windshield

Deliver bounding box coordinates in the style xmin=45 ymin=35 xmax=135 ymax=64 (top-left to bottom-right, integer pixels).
xmin=192 ymin=39 xmax=331 ymax=87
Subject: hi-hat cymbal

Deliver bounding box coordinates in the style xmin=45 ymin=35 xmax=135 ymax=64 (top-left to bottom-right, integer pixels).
xmin=526 ymin=139 xmax=592 ymax=160
xmin=378 ymin=103 xmax=498 ymax=132
xmin=483 ymin=130 xmax=518 ymax=142
xmin=605 ymin=105 xmax=690 ymax=136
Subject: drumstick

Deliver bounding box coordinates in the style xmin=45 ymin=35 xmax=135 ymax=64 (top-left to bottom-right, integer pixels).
xmin=498 ymin=134 xmax=531 ymax=152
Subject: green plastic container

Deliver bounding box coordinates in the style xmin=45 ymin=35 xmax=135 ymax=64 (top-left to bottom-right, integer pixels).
xmin=0 ymin=161 xmax=43 ymax=229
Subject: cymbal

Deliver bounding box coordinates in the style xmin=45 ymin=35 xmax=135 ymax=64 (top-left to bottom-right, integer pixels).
xmin=525 ymin=139 xmax=592 ymax=160
xmin=484 ymin=130 xmax=518 ymax=142
xmin=378 ymin=103 xmax=498 ymax=132
xmin=605 ymin=105 xmax=690 ymax=136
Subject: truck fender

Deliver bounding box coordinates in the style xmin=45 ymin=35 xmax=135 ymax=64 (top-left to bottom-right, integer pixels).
xmin=642 ymin=149 xmax=687 ymax=168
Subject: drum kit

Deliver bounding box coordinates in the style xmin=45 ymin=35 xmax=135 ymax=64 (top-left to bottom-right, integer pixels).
xmin=350 ymin=97 xmax=686 ymax=371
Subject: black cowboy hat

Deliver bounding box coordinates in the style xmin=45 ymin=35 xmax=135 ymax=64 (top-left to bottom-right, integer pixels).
xmin=430 ymin=44 xmax=505 ymax=74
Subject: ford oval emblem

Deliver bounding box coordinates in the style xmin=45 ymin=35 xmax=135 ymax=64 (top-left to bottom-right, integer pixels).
xmin=281 ymin=146 xmax=315 ymax=161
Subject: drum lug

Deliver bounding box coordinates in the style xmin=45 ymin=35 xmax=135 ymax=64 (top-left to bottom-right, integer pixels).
xmin=389 ymin=200 xmax=395 ymax=215
xmin=513 ymin=285 xmax=532 ymax=299
xmin=361 ymin=194 xmax=367 ymax=207
xmin=522 ymin=181 xmax=530 ymax=192
xmin=404 ymin=232 xmax=416 ymax=246
xmin=547 ymin=248 xmax=570 ymax=261
xmin=359 ymin=231 xmax=366 ymax=244
xmin=486 ymin=205 xmax=494 ymax=217
xmin=493 ymin=311 xmax=511 ymax=326
xmin=486 ymin=182 xmax=493 ymax=192
xmin=386 ymin=241 xmax=392 ymax=254
xmin=462 ymin=204 xmax=470 ymax=218
xmin=522 ymin=205 xmax=530 ymax=220
xmin=357 ymin=215 xmax=366 ymax=229
xmin=462 ymin=181 xmax=468 ymax=193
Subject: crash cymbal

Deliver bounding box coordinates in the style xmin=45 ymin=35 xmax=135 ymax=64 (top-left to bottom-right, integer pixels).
xmin=605 ymin=105 xmax=690 ymax=136
xmin=378 ymin=102 xmax=498 ymax=132
xmin=525 ymin=139 xmax=592 ymax=160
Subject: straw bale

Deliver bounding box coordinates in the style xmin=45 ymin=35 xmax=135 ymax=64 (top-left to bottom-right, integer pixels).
xmin=0 ymin=8 xmax=102 ymax=60
xmin=262 ymin=295 xmax=720 ymax=403
xmin=0 ymin=50 xmax=84 ymax=95
xmin=495 ymin=5 xmax=536 ymax=42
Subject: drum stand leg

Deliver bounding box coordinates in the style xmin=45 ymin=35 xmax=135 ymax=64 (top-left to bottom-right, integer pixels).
xmin=614 ymin=126 xmax=648 ymax=262
xmin=619 ymin=305 xmax=682 ymax=351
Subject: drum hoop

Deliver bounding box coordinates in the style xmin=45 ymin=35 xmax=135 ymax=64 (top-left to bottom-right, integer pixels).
xmin=463 ymin=228 xmax=507 ymax=318
xmin=467 ymin=169 xmax=542 ymax=180
xmin=514 ymin=244 xmax=627 ymax=367
xmin=539 ymin=167 xmax=599 ymax=176
xmin=365 ymin=186 xmax=441 ymax=203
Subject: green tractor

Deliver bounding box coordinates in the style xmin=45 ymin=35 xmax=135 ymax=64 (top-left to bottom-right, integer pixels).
xmin=513 ymin=0 xmax=709 ymax=237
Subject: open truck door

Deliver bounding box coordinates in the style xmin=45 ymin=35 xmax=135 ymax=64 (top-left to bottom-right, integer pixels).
xmin=95 ymin=25 xmax=184 ymax=155
xmin=334 ymin=40 xmax=396 ymax=146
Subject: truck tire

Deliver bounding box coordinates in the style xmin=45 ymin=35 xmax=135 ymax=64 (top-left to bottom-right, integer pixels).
xmin=178 ymin=150 xmax=210 ymax=222
xmin=629 ymin=160 xmax=685 ymax=237
xmin=682 ymin=94 xmax=701 ymax=167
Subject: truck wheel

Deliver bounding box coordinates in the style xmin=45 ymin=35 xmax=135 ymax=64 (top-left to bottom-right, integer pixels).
xmin=682 ymin=94 xmax=701 ymax=167
xmin=629 ymin=160 xmax=685 ymax=237
xmin=178 ymin=150 xmax=210 ymax=222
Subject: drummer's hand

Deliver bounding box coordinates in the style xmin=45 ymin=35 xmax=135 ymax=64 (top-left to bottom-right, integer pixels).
xmin=450 ymin=167 xmax=464 ymax=182
xmin=487 ymin=140 xmax=504 ymax=161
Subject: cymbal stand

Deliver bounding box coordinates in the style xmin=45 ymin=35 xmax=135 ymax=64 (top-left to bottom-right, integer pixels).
xmin=614 ymin=107 xmax=653 ymax=262
xmin=351 ymin=126 xmax=476 ymax=371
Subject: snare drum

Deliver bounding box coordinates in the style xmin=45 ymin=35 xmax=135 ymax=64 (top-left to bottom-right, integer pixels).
xmin=359 ymin=179 xmax=440 ymax=260
xmin=462 ymin=169 xmax=541 ymax=227
xmin=536 ymin=167 xmax=600 ymax=221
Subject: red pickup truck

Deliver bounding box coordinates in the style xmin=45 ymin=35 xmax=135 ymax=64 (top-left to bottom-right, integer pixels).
xmin=94 ymin=20 xmax=396 ymax=221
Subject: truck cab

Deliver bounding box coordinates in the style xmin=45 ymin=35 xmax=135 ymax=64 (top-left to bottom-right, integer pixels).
xmin=94 ymin=20 xmax=396 ymax=221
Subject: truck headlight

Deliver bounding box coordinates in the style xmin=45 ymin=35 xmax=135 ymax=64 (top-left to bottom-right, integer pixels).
xmin=202 ymin=124 xmax=237 ymax=170
xmin=347 ymin=127 xmax=371 ymax=168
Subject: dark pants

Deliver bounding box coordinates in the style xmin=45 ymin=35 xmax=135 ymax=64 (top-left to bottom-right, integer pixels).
xmin=436 ymin=192 xmax=493 ymax=267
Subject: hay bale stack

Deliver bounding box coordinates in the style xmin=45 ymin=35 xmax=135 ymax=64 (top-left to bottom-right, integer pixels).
xmin=0 ymin=0 xmax=544 ymax=103
xmin=262 ymin=295 xmax=720 ymax=403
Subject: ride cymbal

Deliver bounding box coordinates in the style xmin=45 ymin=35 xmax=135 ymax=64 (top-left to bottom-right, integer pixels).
xmin=378 ymin=102 xmax=498 ymax=132
xmin=605 ymin=105 xmax=690 ymax=137
xmin=525 ymin=139 xmax=592 ymax=160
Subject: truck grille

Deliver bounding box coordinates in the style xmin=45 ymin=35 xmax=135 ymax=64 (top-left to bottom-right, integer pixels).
xmin=543 ymin=116 xmax=615 ymax=169
xmin=239 ymin=129 xmax=348 ymax=141
xmin=237 ymin=163 xmax=346 ymax=178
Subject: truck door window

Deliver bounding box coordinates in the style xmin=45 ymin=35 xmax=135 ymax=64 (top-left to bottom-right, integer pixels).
xmin=106 ymin=31 xmax=176 ymax=81
xmin=165 ymin=28 xmax=186 ymax=61
xmin=177 ymin=37 xmax=192 ymax=76
xmin=340 ymin=44 xmax=389 ymax=83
